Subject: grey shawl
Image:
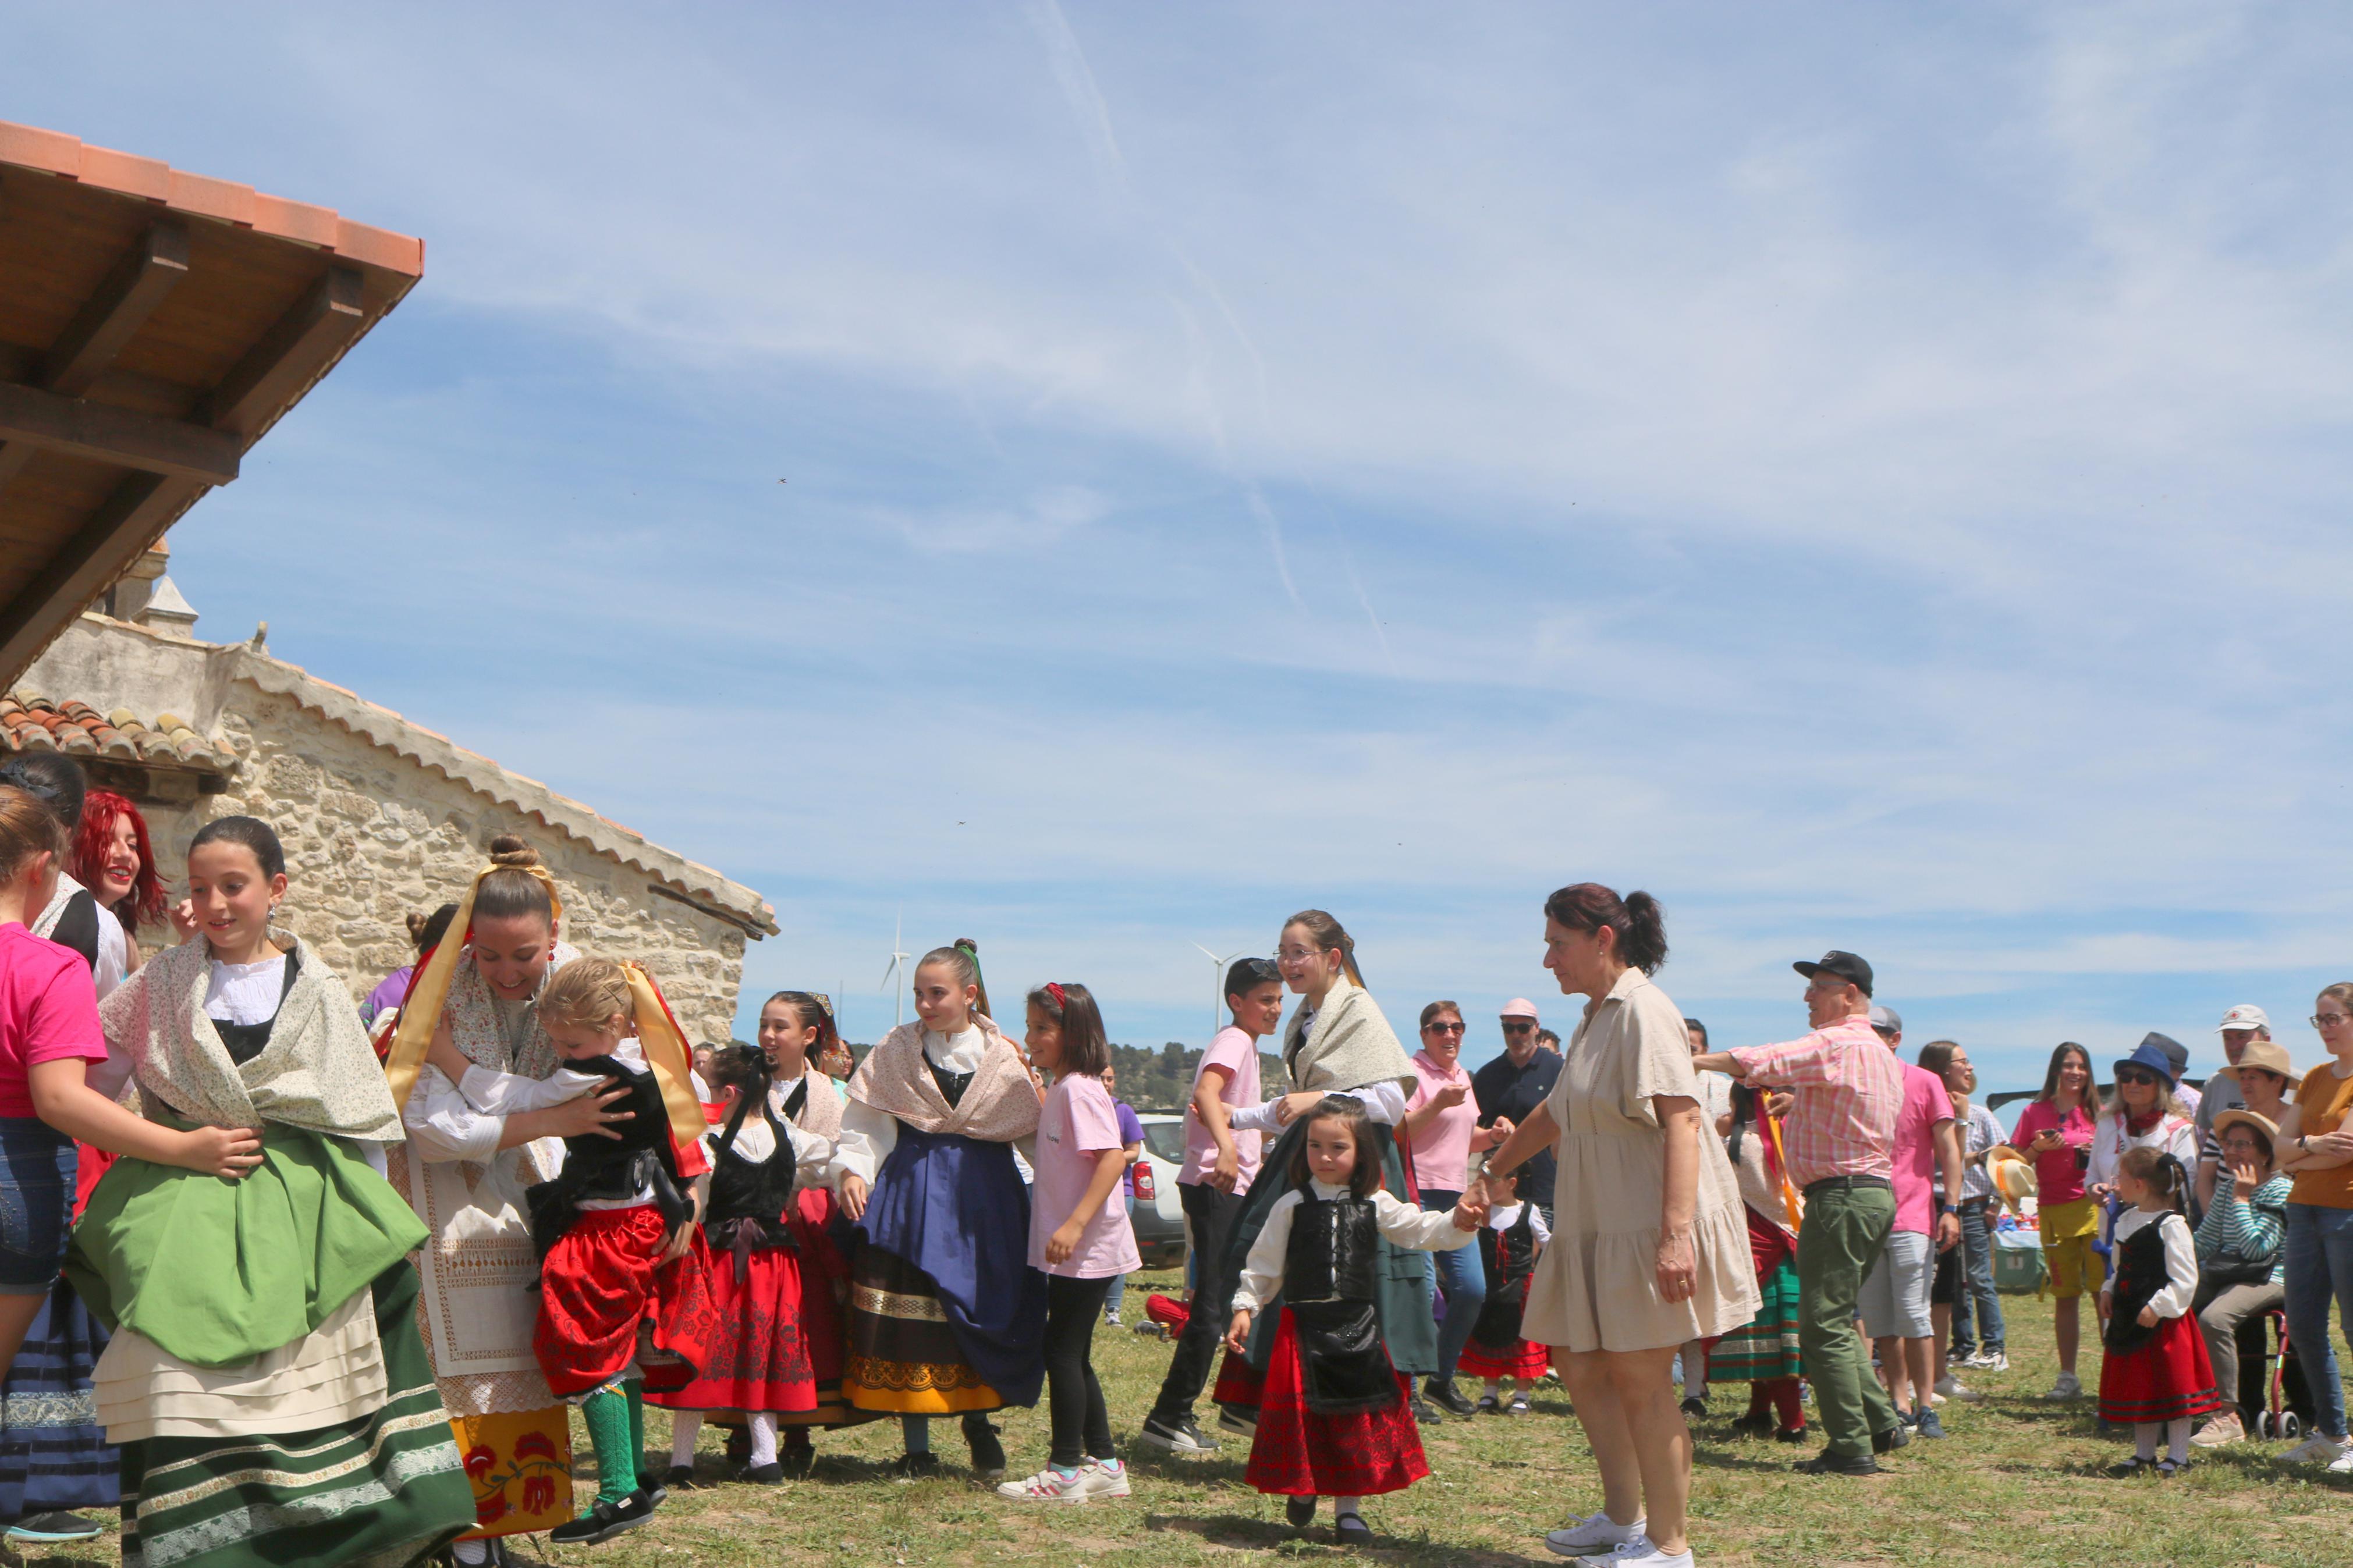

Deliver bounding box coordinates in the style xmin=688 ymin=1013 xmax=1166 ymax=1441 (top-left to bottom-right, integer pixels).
xmin=1282 ymin=980 xmax=1416 ymax=1099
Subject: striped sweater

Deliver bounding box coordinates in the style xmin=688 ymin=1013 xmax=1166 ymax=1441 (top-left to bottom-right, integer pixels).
xmin=2194 ymin=1172 xmax=2291 ymax=1286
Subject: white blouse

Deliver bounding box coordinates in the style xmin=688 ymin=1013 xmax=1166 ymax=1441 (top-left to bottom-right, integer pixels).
xmin=1227 ymin=1079 xmax=1407 ymax=1135
xmin=829 ymin=1026 xmax=988 ymax=1187
xmin=1232 ymin=1179 xmax=1476 ymax=1314
xmin=2111 ymin=1207 xmax=2199 ymax=1321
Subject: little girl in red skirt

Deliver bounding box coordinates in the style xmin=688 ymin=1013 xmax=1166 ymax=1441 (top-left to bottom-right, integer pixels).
xmin=1456 ymin=1165 xmax=1551 ymax=1412
xmin=1224 ymin=1097 xmax=1485 ymax=1545
xmin=2098 ymin=1147 xmax=2223 ymax=1476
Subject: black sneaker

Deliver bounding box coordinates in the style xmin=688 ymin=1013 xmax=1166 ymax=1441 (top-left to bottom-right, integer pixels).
xmin=1137 ymin=1413 xmax=1220 ymax=1454
xmin=549 ymin=1490 xmax=657 ymax=1545
xmin=1795 ymin=1450 xmax=1884 ymax=1476
xmin=737 ymin=1461 xmax=783 ymax=1485
xmin=779 ymin=1442 xmax=816 ymax=1479
xmin=5 ymin=1512 xmax=106 ymax=1544
xmin=1409 ymin=1393 xmax=1443 ymax=1425
xmin=1425 ymin=1379 xmax=1478 ymax=1418
xmin=1217 ymin=1407 xmax=1257 ymax=1438
xmin=891 ymin=1451 xmax=941 ymax=1482
xmin=964 ymin=1418 xmax=1007 ymax=1480
xmin=1285 ymin=1495 xmax=1318 ymax=1528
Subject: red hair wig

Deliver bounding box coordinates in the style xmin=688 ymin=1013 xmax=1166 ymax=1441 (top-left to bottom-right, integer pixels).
xmin=72 ymin=790 xmax=166 ymax=934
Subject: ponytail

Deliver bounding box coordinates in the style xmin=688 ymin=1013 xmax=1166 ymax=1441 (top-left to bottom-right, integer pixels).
xmin=1542 ymin=883 xmax=1669 ymax=975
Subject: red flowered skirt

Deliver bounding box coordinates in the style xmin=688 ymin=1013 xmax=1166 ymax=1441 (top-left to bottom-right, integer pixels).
xmin=1245 ymin=1310 xmax=1429 ymax=1498
xmin=2098 ymin=1311 xmax=2226 ymax=1425
xmin=534 ymin=1204 xmax=715 ymax=1397
xmin=1458 ymin=1336 xmax=1549 ymax=1380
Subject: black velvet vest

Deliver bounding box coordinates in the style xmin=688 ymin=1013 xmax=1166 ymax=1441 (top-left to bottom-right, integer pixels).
xmin=523 ymin=1054 xmax=691 ymax=1264
xmin=2103 ymin=1215 xmax=2174 ymax=1356
xmin=705 ymin=1089 xmax=798 ymax=1256
xmin=1282 ymin=1189 xmax=1397 ymax=1413
xmin=1470 ymin=1204 xmax=1539 ymax=1349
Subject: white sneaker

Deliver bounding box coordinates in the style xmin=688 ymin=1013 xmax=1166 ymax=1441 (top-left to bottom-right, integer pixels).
xmin=1102 ymin=1311 xmax=1122 ymax=1327
xmin=1577 ymin=1542 xmax=1691 ymax=1568
xmin=2328 ymin=1448 xmax=2353 ymax=1475
xmin=995 ymin=1466 xmax=1094 ymax=1502
xmin=1078 ymin=1459 xmax=1131 ymax=1498
xmin=1974 ymin=1350 xmax=2010 ymax=1373
xmin=2044 ymin=1371 xmax=2081 ymax=1401
xmin=2279 ymin=1434 xmax=2347 ymax=1465
xmin=1546 ymin=1513 xmax=1644 ymax=1556
xmin=1933 ymin=1375 xmax=1984 ymax=1404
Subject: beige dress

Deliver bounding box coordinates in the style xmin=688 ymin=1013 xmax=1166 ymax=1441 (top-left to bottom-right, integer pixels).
xmin=1521 ymin=967 xmax=1762 ymax=1353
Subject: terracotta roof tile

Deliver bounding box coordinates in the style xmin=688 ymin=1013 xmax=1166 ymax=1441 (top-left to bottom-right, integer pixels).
xmin=0 ymin=692 xmax=235 ymax=772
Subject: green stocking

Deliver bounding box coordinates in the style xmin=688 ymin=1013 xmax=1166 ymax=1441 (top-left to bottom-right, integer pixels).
xmin=625 ymin=1379 xmax=648 ymax=1490
xmin=581 ymin=1387 xmax=637 ymax=1507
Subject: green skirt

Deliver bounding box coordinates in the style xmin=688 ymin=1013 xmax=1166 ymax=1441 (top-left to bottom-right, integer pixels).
xmin=68 ymin=1120 xmax=428 ymax=1367
xmin=1221 ymin=1119 xmax=1439 ymax=1377
xmin=1709 ymin=1256 xmax=1802 ymax=1382
xmin=119 ymin=1260 xmax=474 ymax=1568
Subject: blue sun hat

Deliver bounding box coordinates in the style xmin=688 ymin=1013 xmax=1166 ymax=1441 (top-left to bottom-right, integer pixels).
xmin=2111 ymin=1034 xmax=2179 ymax=1089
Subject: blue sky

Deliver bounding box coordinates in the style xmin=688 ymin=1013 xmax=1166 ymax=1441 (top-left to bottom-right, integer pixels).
xmin=11 ymin=3 xmax=2353 ymax=1090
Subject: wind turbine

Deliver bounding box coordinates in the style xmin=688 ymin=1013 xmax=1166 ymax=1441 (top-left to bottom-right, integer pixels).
xmin=1193 ymin=942 xmax=1247 ymax=1040
xmin=880 ymin=915 xmax=911 ymax=1029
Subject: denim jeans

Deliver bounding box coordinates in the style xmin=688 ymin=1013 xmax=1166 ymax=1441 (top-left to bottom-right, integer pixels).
xmin=2281 ymin=1202 xmax=2353 ymax=1441
xmin=1420 ymin=1188 xmax=1487 ymax=1385
xmin=1948 ymin=1198 xmax=2006 ymax=1357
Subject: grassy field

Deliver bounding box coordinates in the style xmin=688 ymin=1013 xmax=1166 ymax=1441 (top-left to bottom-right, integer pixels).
xmin=26 ymin=1269 xmax=2353 ymax=1567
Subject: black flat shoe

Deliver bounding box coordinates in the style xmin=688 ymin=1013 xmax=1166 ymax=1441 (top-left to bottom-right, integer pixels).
xmin=1286 ymin=1495 xmax=1318 ymax=1528
xmin=778 ymin=1442 xmax=815 ymax=1478
xmin=1678 ymin=1395 xmax=1708 ymax=1419
xmin=737 ymin=1461 xmax=783 ymax=1485
xmin=891 ymin=1451 xmax=941 ymax=1482
xmin=1335 ymin=1510 xmax=1373 ymax=1545
xmin=665 ymin=1464 xmax=699 ymax=1490
xmin=1775 ymin=1425 xmax=1807 ymax=1443
xmin=1795 ymin=1449 xmax=1884 ymax=1476
xmin=548 ymin=1489 xmax=656 ymax=1545
xmin=1729 ymin=1412 xmax=1773 ymax=1438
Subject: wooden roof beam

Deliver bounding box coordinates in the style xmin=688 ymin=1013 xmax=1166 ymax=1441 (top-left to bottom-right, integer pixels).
xmin=44 ymin=220 xmax=191 ymax=396
xmin=0 ymin=471 xmax=205 ymax=679
xmin=0 ymin=380 xmax=240 ymax=485
xmin=198 ymin=265 xmax=365 ymax=439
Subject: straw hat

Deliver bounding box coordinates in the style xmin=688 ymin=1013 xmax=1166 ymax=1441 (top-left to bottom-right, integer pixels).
xmin=1985 ymin=1144 xmax=2038 ymax=1214
xmin=2214 ymin=1037 xmax=2302 ymax=1090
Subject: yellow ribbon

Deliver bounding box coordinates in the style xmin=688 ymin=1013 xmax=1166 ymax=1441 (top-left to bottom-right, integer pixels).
xmin=383 ymin=856 xmax=567 ymax=1115
xmin=623 ymin=962 xmax=715 ymax=1151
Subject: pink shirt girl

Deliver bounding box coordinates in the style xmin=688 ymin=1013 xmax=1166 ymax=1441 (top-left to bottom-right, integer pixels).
xmin=1030 ymin=1072 xmax=1142 ymax=1279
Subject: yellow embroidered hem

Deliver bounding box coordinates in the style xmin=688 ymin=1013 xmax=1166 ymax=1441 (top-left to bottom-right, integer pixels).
xmin=843 ymin=1356 xmax=1003 ymax=1415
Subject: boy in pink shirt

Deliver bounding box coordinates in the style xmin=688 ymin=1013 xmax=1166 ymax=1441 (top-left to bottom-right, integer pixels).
xmin=1141 ymin=959 xmax=1283 ymax=1456
xmin=1856 ymin=1007 xmax=1962 ymax=1437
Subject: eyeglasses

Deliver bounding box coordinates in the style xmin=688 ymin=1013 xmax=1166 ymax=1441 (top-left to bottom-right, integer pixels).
xmin=2312 ymin=1014 xmax=2352 ymax=1029
xmin=1424 ymin=1021 xmax=1466 ymax=1034
xmin=1275 ymin=948 xmax=1318 ymax=964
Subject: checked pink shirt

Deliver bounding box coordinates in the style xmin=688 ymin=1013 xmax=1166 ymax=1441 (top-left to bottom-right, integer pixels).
xmin=1727 ymin=1014 xmax=1901 ymax=1189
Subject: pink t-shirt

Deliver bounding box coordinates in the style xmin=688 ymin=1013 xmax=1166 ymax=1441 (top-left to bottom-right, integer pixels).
xmin=0 ymin=924 xmax=107 ymax=1118
xmin=2012 ymin=1099 xmax=2096 ymax=1206
xmin=1890 ymin=1062 xmax=1955 ymax=1235
xmin=1180 ymin=1026 xmax=1264 ymax=1193
xmin=1030 ymin=1073 xmax=1143 ymax=1279
xmin=1406 ymin=1050 xmax=1478 ymax=1194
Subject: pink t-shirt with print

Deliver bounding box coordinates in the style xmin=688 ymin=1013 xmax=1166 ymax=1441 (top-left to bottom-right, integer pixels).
xmin=1406 ymin=1050 xmax=1478 ymax=1194
xmin=1179 ymin=1025 xmax=1264 ymax=1193
xmin=1890 ymin=1062 xmax=1955 ymax=1235
xmin=1030 ymin=1072 xmax=1143 ymax=1279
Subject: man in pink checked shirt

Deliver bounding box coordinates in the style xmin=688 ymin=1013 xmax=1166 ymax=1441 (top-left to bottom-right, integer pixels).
xmin=1692 ymin=950 xmax=1908 ymax=1476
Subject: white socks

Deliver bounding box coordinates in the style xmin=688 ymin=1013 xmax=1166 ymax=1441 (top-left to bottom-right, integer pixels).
xmin=749 ymin=1411 xmax=779 ymax=1467
xmin=1335 ymin=1494 xmax=1362 ymax=1517
xmin=671 ymin=1411 xmax=702 ymax=1469
xmin=1484 ymin=1379 xmax=1503 ymax=1399
xmin=2168 ymin=1417 xmax=2192 ymax=1464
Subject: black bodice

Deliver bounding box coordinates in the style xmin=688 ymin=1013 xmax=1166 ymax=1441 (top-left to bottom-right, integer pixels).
xmin=1280 ymin=1187 xmax=1397 ymax=1414
xmin=1283 ymin=1190 xmax=1380 ymax=1304
xmin=214 ymin=950 xmax=300 ymax=1066
xmin=705 ymin=1091 xmax=798 ymax=1250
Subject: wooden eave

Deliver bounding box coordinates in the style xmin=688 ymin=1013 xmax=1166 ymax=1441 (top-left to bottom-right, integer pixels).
xmin=0 ymin=121 xmax=423 ymax=684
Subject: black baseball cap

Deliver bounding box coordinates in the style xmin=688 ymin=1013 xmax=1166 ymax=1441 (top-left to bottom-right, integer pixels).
xmin=1793 ymin=951 xmax=1874 ymax=997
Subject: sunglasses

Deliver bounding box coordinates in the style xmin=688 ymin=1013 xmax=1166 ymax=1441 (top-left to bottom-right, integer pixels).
xmin=2115 ymin=1069 xmax=2164 ymax=1087
xmin=1502 ymin=1022 xmax=1535 ymax=1034
xmin=1424 ymin=1021 xmax=1466 ymax=1034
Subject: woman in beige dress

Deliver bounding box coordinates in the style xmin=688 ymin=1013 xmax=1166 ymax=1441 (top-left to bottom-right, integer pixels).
xmin=1479 ymin=884 xmax=1757 ymax=1568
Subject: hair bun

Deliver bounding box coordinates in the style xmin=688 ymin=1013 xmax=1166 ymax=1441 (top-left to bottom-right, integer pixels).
xmin=954 ymin=937 xmax=978 ymax=954
xmin=486 ymin=835 xmax=542 ymax=869
xmin=405 ymin=911 xmax=428 ymax=941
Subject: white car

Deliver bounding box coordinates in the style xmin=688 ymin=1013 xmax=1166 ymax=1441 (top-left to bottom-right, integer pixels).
xmin=1129 ymin=1111 xmax=1188 ymax=1269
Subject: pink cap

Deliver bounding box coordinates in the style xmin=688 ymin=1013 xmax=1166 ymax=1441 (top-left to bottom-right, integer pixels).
xmin=1500 ymin=998 xmax=1540 ymax=1021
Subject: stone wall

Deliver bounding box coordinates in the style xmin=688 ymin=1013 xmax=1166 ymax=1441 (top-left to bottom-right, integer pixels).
xmin=138 ymin=685 xmax=748 ymax=1041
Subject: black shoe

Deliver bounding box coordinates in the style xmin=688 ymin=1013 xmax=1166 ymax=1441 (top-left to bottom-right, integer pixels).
xmin=1872 ymin=1423 xmax=1911 ymax=1454
xmin=1679 ymin=1395 xmax=1708 ymax=1419
xmin=737 ymin=1461 xmax=784 ymax=1485
xmin=1475 ymin=1393 xmax=1503 ymax=1415
xmin=1775 ymin=1426 xmax=1808 ymax=1443
xmin=1285 ymin=1495 xmax=1318 ymax=1528
xmin=1795 ymin=1449 xmax=1884 ymax=1476
xmin=964 ymin=1417 xmax=1007 ymax=1480
xmin=1409 ymin=1393 xmax=1442 ymax=1425
xmin=778 ymin=1442 xmax=815 ymax=1479
xmin=1335 ymin=1510 xmax=1372 ymax=1544
xmin=664 ymin=1464 xmax=698 ymax=1491
xmin=1138 ymin=1413 xmax=1220 ymax=1453
xmin=892 ymin=1451 xmax=941 ymax=1481
xmin=640 ymin=1480 xmax=668 ymax=1509
xmin=549 ymin=1489 xmax=657 ymax=1545
xmin=1729 ymin=1412 xmax=1773 ymax=1438
xmin=2106 ymin=1456 xmax=2154 ymax=1478
xmin=1425 ymin=1379 xmax=1477 ymax=1418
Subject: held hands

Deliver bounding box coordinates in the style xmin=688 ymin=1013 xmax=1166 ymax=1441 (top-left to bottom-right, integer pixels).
xmin=839 ymin=1172 xmax=869 ymax=1223
xmin=1655 ymin=1228 xmax=1697 ymax=1304
xmin=179 ymin=1123 xmax=264 ymax=1179
xmin=1046 ymin=1220 xmax=1084 ymax=1266
xmin=1449 ymin=1190 xmax=1489 ymax=1232
xmin=1273 ymin=1090 xmax=1325 ymax=1127
xmin=1225 ymin=1308 xmax=1254 ymax=1357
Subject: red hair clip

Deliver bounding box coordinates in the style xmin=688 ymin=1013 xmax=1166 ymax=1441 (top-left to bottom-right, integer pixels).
xmin=1046 ymin=982 xmax=1067 ymax=1009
